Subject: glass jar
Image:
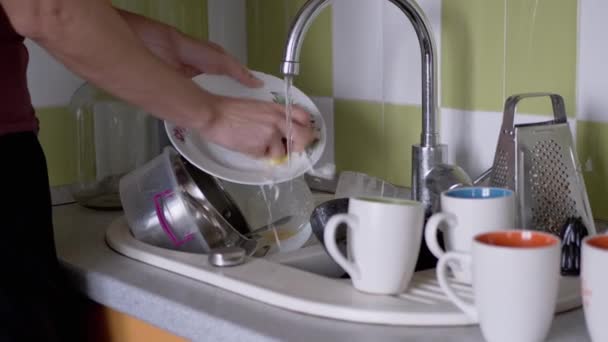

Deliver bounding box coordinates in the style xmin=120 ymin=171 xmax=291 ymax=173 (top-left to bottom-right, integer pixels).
xmin=68 ymin=82 xmax=169 ymax=210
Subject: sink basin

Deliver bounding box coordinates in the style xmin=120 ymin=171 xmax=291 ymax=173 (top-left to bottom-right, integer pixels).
xmin=263 ymin=192 xmax=344 ymax=278
xmin=267 ymin=242 xmax=345 ymax=278
xmin=106 ymin=195 xmax=582 ymax=327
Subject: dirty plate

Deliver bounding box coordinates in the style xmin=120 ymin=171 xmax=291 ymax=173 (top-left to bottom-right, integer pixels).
xmin=165 ymin=71 xmax=326 ymax=185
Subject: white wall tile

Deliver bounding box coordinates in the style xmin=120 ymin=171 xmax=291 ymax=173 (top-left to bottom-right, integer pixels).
xmin=382 ymin=0 xmax=442 ymax=105
xmin=332 ymin=0 xmax=383 ymax=101
xmin=441 ymin=108 xmax=578 ymax=180
xmin=332 ymin=0 xmax=441 ymax=104
xmin=25 ymin=40 xmax=83 ymax=108
xmin=440 ymin=108 xmax=502 ymax=179
xmin=207 ymin=0 xmax=248 ymax=65
xmin=577 ymin=0 xmax=608 ymax=123
xmin=310 ymin=96 xmax=334 ymax=166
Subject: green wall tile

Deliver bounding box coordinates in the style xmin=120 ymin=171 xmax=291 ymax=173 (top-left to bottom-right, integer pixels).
xmin=441 ymin=0 xmax=505 ymax=112
xmin=577 ymin=121 xmax=608 ymax=221
xmin=113 ymin=0 xmax=209 ymax=40
xmin=505 ymin=0 xmax=577 ymax=116
xmin=382 ymin=104 xmax=422 ymax=187
xmin=246 ymin=0 xmax=284 ymax=80
xmin=247 ymin=0 xmax=333 ymax=97
xmin=335 ymin=99 xmax=421 ymax=187
xmin=37 ymin=107 xmax=78 ymax=186
xmin=335 ymin=100 xmax=385 ymax=178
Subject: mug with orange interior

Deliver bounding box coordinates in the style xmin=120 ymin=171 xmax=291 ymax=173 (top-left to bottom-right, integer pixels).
xmin=582 ymin=234 xmax=608 ymax=342
xmin=437 ymin=230 xmax=561 ymax=342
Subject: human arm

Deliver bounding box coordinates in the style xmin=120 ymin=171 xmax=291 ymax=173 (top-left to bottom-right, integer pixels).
xmin=115 ymin=8 xmax=257 ymax=83
xmin=0 ymin=0 xmax=313 ymax=157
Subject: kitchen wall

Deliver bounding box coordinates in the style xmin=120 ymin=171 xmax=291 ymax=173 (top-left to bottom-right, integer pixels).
xmin=28 ymin=0 xmax=210 ymax=186
xmin=27 ymin=0 xmax=608 ymax=220
xmin=245 ymin=0 xmax=579 ymax=183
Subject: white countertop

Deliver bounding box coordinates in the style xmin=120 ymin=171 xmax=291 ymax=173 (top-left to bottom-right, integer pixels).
xmin=53 ymin=203 xmax=592 ymax=341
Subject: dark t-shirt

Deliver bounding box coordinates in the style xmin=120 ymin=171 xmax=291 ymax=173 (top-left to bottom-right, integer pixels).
xmin=0 ymin=7 xmax=37 ymax=135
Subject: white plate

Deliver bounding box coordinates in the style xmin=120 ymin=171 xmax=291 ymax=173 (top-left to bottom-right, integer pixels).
xmin=165 ymin=71 xmax=326 ymax=185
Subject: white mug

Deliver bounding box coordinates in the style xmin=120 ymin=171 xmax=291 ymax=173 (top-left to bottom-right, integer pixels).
xmin=324 ymin=197 xmax=424 ymax=295
xmin=437 ymin=230 xmax=560 ymax=342
xmin=425 ymin=187 xmax=515 ymax=283
xmin=582 ymin=234 xmax=608 ymax=342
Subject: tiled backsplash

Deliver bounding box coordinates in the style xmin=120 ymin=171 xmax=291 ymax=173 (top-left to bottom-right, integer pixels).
xmin=245 ymin=0 xmax=580 ymax=184
xmin=28 ymin=0 xmax=209 ymax=186
xmin=25 ymin=0 xmax=608 ymax=220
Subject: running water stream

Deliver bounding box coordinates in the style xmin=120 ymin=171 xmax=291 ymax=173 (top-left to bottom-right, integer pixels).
xmin=284 ymin=76 xmax=294 ymax=171
xmin=254 ymin=76 xmax=315 ymax=253
xmin=256 ymin=76 xmax=295 ymax=250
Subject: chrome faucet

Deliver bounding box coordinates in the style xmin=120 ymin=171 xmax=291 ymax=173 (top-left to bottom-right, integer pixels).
xmin=282 ymin=0 xmax=457 ymax=215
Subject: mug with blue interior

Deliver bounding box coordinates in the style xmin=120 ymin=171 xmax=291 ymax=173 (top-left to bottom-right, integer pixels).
xmin=445 ymin=187 xmax=513 ymax=200
xmin=424 ymin=186 xmax=516 ymax=283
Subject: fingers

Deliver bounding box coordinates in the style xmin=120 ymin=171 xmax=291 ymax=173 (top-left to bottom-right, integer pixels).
xmin=211 ymin=97 xmax=316 ymax=158
xmin=205 ymin=41 xmax=227 ymax=54
xmin=289 ymin=105 xmax=312 ymax=127
xmin=180 ymin=65 xmax=201 ymax=78
xmin=263 ymin=125 xmax=312 ymax=158
xmin=265 ymin=136 xmax=287 ymax=159
xmin=225 ymin=59 xmax=263 ymax=88
xmin=270 ymin=114 xmax=315 ymax=154
xmin=268 ymin=103 xmax=311 ymax=127
xmin=205 ymin=44 xmax=263 ymax=88
xmin=181 ymin=38 xmax=263 ymax=88
xmin=253 ymin=101 xmax=315 ymax=153
xmin=289 ymin=123 xmax=316 ymax=153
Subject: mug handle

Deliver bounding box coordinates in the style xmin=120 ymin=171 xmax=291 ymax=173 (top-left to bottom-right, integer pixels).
xmin=324 ymin=214 xmax=360 ymax=280
xmin=424 ymin=212 xmax=457 ymax=259
xmin=437 ymin=251 xmax=478 ymax=321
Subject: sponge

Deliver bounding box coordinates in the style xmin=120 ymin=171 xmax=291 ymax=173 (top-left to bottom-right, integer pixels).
xmin=268 ymin=155 xmax=289 ymax=166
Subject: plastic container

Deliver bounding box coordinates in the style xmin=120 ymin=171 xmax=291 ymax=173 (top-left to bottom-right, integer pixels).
xmin=119 ymin=147 xmax=209 ymax=253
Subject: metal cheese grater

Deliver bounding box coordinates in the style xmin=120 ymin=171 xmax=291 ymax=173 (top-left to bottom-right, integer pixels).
xmin=489 ymin=93 xmax=596 ymax=235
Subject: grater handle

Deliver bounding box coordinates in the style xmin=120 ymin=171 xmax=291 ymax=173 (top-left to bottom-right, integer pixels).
xmin=501 ymin=93 xmax=568 ymax=129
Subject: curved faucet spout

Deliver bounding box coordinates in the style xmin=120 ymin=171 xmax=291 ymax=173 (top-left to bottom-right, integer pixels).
xmin=281 ymin=0 xmax=439 ymax=147
xmin=281 ymin=0 xmax=330 ymax=76
xmin=282 ymin=0 xmax=448 ymax=214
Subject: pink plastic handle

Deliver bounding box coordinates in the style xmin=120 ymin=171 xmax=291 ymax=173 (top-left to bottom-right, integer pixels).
xmin=153 ymin=190 xmax=194 ymax=247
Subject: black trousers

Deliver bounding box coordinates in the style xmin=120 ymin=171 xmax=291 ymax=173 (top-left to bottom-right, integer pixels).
xmin=0 ymin=132 xmax=80 ymax=341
